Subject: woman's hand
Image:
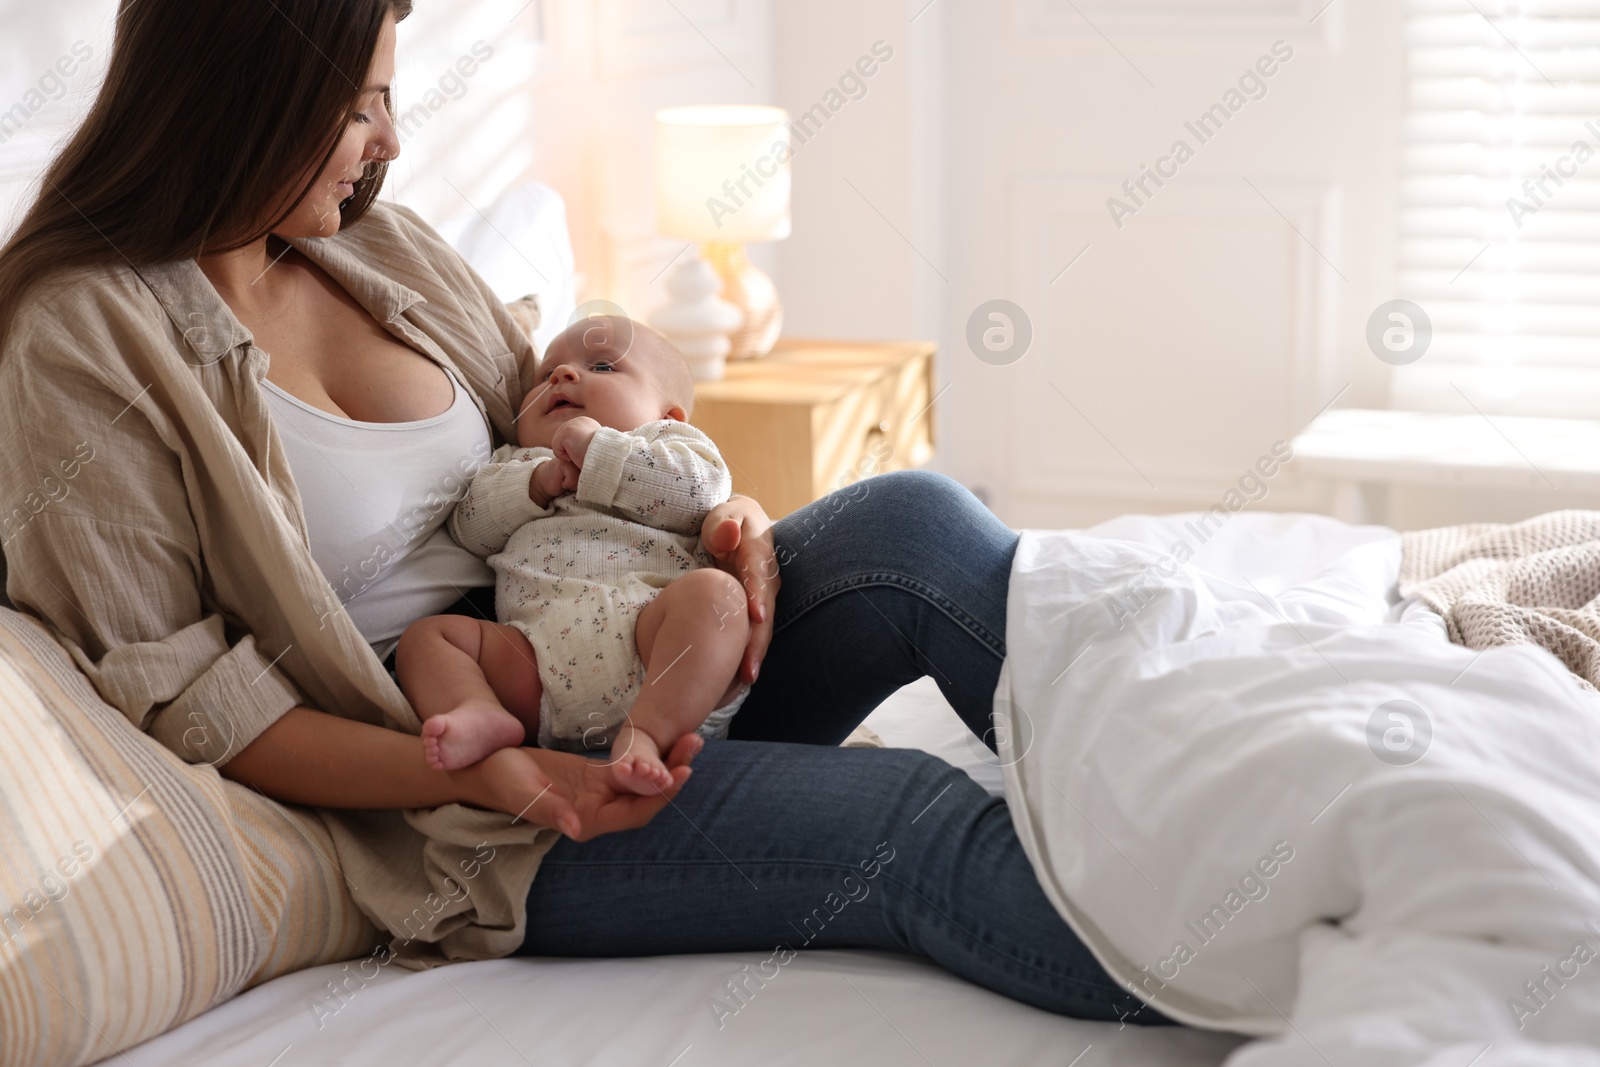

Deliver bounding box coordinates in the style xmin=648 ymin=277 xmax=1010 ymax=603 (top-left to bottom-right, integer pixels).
xmin=468 ymin=734 xmax=702 ymax=841
xmin=702 ymin=494 xmax=779 ymax=684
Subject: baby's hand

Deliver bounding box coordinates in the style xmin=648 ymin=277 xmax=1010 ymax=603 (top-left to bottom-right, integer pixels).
xmin=551 ymin=416 xmax=602 ymax=469
xmin=530 ymin=456 xmax=580 ymax=507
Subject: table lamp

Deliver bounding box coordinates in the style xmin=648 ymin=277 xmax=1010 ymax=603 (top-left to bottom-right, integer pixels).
xmin=649 ymin=105 xmax=791 ymax=380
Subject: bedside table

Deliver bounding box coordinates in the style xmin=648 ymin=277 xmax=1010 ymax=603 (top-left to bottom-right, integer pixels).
xmin=692 ymin=339 xmax=938 ymax=519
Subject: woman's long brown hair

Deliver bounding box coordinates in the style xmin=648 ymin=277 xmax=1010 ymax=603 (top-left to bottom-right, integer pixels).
xmin=0 ymin=0 xmax=413 ymax=351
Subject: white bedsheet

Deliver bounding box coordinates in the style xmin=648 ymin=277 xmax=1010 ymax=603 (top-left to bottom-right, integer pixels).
xmin=122 ymin=511 xmax=1437 ymax=1067
xmin=119 ymin=951 xmax=1244 ymax=1067
xmin=999 ymin=515 xmax=1600 ymax=1063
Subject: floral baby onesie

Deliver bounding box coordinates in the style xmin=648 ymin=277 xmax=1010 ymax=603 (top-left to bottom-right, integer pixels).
xmin=446 ymin=420 xmax=746 ymax=751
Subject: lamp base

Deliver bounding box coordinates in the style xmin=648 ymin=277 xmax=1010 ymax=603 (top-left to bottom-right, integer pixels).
xmin=703 ymin=242 xmax=782 ymax=359
xmin=647 ymin=251 xmax=744 ymax=382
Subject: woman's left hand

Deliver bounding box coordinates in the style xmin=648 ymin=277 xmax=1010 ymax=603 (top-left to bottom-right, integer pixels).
xmin=471 ymin=734 xmax=703 ymax=841
xmin=702 ymin=494 xmax=779 ymax=684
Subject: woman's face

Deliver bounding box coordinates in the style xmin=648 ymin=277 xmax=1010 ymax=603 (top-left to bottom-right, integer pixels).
xmin=273 ymin=13 xmax=401 ymax=240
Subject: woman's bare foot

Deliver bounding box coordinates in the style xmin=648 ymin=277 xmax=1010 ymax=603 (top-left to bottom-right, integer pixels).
xmin=421 ymin=699 xmax=527 ymax=771
xmin=607 ymin=721 xmax=674 ymax=795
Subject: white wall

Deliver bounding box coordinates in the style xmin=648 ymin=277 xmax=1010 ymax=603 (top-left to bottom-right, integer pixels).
xmin=769 ymin=2 xmax=943 ymax=346
xmin=0 ymin=0 xmax=118 ymax=238
xmin=773 ymin=0 xmax=1413 ymax=528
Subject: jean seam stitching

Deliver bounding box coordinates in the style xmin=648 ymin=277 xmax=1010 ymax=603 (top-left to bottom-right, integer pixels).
xmin=866 ymin=870 xmax=1130 ymax=997
xmin=774 ymin=572 xmax=1006 ymax=659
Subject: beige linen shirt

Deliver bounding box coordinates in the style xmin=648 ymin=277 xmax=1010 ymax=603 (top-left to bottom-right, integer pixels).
xmin=0 ymin=200 xmax=559 ymax=966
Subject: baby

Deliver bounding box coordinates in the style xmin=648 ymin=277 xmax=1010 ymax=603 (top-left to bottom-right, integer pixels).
xmin=395 ymin=315 xmax=751 ymax=794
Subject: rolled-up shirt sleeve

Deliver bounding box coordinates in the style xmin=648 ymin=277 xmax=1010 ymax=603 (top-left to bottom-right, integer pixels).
xmin=11 ymin=515 xmax=307 ymax=763
xmin=0 ymin=305 xmax=303 ymax=766
xmin=147 ymin=619 xmax=304 ymax=765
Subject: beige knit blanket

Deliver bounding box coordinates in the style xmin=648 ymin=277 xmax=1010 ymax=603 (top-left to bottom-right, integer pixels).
xmin=1401 ymin=510 xmax=1600 ymax=689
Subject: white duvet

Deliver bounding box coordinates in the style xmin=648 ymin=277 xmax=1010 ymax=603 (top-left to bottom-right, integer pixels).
xmin=999 ymin=521 xmax=1600 ymax=1064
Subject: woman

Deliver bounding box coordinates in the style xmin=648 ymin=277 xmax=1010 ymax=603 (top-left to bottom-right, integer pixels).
xmin=0 ymin=0 xmax=1162 ymax=1025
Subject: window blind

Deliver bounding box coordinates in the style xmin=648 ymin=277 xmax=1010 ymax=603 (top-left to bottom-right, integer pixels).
xmin=1395 ymin=0 xmax=1600 ymax=417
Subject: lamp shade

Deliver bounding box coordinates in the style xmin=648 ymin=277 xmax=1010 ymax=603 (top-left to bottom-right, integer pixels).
xmin=655 ymin=105 xmax=791 ymax=243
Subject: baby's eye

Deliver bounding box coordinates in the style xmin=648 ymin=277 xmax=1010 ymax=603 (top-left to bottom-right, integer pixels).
xmin=591 ymin=361 xmax=615 ymax=372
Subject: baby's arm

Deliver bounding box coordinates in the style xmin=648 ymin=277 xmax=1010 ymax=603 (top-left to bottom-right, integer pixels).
xmin=447 ymin=444 xmax=571 ymax=558
xmin=570 ymin=421 xmax=732 ymax=535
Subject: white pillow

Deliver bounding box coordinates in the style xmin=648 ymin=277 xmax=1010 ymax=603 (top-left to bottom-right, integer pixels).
xmin=433 ymin=181 xmax=577 ymax=358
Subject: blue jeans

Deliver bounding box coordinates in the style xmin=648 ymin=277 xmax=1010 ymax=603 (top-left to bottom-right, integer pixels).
xmin=517 ymin=470 xmax=1166 ymax=1025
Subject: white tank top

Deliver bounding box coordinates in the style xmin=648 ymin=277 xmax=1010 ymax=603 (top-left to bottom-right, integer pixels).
xmin=262 ymin=372 xmax=495 ymax=660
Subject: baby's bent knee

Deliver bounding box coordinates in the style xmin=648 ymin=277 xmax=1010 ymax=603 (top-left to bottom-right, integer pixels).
xmin=673 ymin=567 xmax=750 ymax=626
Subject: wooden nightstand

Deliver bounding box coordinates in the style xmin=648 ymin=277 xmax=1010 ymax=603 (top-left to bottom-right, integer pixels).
xmin=691 ymin=339 xmax=938 ymax=519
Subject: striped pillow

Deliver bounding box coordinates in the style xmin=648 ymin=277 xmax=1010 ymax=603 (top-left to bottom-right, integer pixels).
xmin=0 ymin=608 xmax=378 ymax=1067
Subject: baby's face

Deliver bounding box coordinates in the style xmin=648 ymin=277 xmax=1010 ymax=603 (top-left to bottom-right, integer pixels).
xmin=516 ymin=316 xmax=680 ymax=449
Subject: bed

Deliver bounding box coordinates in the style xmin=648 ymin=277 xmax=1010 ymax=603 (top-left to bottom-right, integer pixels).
xmin=112 ymin=510 xmax=1401 ymax=1067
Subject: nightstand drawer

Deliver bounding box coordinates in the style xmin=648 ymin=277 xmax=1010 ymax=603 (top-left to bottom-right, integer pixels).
xmin=693 ymin=340 xmax=937 ymax=519
xmin=810 ymin=349 xmax=934 ymax=498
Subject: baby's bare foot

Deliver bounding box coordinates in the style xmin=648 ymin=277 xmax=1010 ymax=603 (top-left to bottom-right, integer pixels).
xmin=607 ymin=723 xmax=672 ymax=795
xmin=422 ymin=700 xmax=526 ymax=771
